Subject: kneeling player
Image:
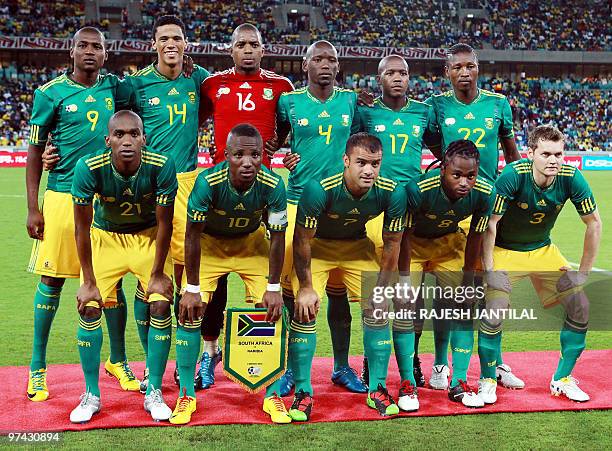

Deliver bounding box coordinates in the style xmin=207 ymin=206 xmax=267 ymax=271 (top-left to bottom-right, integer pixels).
xmin=401 ymin=140 xmax=494 ymax=408
xmin=482 ymin=125 xmax=601 ymax=403
xmin=177 ymin=124 xmax=289 ymax=424
xmin=70 ymin=111 xmax=177 ymax=423
xmin=289 ymin=133 xmax=406 ymax=421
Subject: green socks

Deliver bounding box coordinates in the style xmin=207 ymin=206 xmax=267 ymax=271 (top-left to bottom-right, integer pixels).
xmin=553 ymin=327 xmax=587 ymax=380
xmin=30 ymin=282 xmax=61 ymax=371
xmin=104 ymin=285 xmax=127 ymax=363
xmin=146 ymin=312 xmax=172 ymax=394
xmin=363 ymin=322 xmax=391 ymax=391
xmin=265 ymin=379 xmax=283 ymax=397
xmin=326 ymin=290 xmax=351 ymax=371
xmin=478 ymin=330 xmax=501 ymax=379
xmin=433 ymin=298 xmax=450 ymax=366
xmin=392 ymin=320 xmax=416 ymax=385
xmin=176 ymin=322 xmax=202 ymax=397
xmin=450 ymin=320 xmax=474 ymax=387
xmin=77 ymin=315 xmax=103 ymax=397
xmin=134 ymin=286 xmax=150 ymax=357
xmin=288 ymin=320 xmax=316 ymax=394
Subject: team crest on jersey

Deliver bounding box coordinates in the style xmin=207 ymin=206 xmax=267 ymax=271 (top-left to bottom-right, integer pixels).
xmin=65 ymin=104 xmax=78 ymax=112
xmin=518 ymin=202 xmax=529 ymax=210
xmin=485 ymin=118 xmax=494 ymax=129
xmin=342 ymin=115 xmax=350 ymax=126
xmin=188 ymin=91 xmax=196 ymax=104
xmin=105 ymin=97 xmax=113 ymax=110
xmin=374 ymin=124 xmax=386 ymax=132
xmin=263 ymin=88 xmax=273 ymax=100
xmin=445 ymin=117 xmax=456 ymax=126
xmin=298 ymin=118 xmax=309 ymax=126
xmin=217 ymin=87 xmax=230 ymax=98
xmin=148 ymin=97 xmax=160 ymax=106
xmin=85 ymin=95 xmax=96 ymax=103
xmin=412 ymin=125 xmax=421 ymax=136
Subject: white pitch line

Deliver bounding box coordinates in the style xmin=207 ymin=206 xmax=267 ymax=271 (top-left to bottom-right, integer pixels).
xmin=0 ymin=194 xmax=25 ymax=198
xmin=569 ymin=261 xmax=611 ymax=273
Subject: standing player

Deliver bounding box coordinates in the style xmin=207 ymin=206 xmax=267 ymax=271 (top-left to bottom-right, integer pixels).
xmin=275 ymin=41 xmax=367 ymax=395
xmin=289 ymin=133 xmax=406 ymax=421
xmin=121 ymin=15 xmax=209 ymax=389
xmin=175 ymin=124 xmax=289 ymax=424
xmin=25 ymin=27 xmax=138 ymax=402
xmin=352 ymin=55 xmax=437 ymax=388
xmin=402 ymin=140 xmax=495 ymax=409
xmin=482 ymin=125 xmax=601 ymax=403
xmin=423 ymin=43 xmax=523 ymax=391
xmin=194 ymin=23 xmax=293 ymax=390
xmin=69 ymin=111 xmax=177 ymax=423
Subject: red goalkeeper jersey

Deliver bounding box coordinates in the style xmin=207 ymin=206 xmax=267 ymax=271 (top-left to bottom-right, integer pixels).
xmin=200 ymin=67 xmax=294 ymax=167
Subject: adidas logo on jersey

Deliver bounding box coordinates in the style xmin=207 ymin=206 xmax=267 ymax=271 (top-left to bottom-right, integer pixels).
xmin=235 ymin=203 xmax=245 ymax=211
xmin=168 ymin=88 xmax=180 ymax=96
xmin=85 ymin=95 xmax=96 ymax=103
xmin=464 ymin=112 xmax=475 ymax=120
xmin=537 ymin=199 xmax=547 ymax=206
xmin=239 ymin=82 xmax=252 ymax=89
xmin=348 ymin=208 xmax=360 ymax=214
xmin=123 ymin=188 xmax=134 ymax=196
xmin=393 ymin=118 xmax=404 ymax=126
xmin=318 ymin=110 xmax=330 ymax=118
xmin=445 ymin=210 xmax=456 ymax=216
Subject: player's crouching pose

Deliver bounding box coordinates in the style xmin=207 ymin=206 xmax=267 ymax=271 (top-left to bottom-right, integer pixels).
xmin=401 ymin=140 xmax=495 ymax=409
xmin=482 ymin=125 xmax=601 ymax=403
xmin=289 ymin=133 xmax=406 ymax=421
xmin=70 ymin=111 xmax=178 ymax=423
xmin=178 ymin=124 xmax=289 ymax=425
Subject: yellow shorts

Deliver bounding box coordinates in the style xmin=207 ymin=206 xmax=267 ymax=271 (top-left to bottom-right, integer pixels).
xmin=410 ymin=232 xmax=466 ymax=288
xmin=84 ymin=226 xmax=172 ymax=308
xmin=489 ymin=244 xmax=573 ymax=307
xmin=28 ymin=190 xmax=80 ymax=278
xmin=292 ymin=237 xmax=380 ymax=303
xmin=195 ymin=225 xmax=269 ymax=304
xmin=282 ymin=202 xmax=344 ymax=294
xmin=171 ymin=170 xmax=198 ymax=266
xmin=366 ymin=213 xmax=384 ymax=260
xmin=458 ymin=216 xmax=471 ymax=235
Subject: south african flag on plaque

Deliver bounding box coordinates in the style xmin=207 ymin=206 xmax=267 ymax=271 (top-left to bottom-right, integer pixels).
xmin=223 ymin=308 xmax=288 ymax=393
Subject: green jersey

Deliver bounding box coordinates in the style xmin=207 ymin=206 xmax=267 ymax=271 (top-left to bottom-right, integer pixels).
xmin=187 ymin=161 xmax=287 ymax=237
xmin=353 ymin=97 xmax=435 ymax=183
xmin=493 ymin=159 xmax=596 ymax=251
xmin=71 ymin=148 xmax=178 ymax=234
xmin=29 ymin=73 xmax=128 ymax=193
xmin=123 ymin=64 xmax=209 ymax=173
xmin=406 ymin=169 xmax=495 ymax=239
xmin=426 ymin=89 xmax=514 ymax=182
xmin=277 ymin=87 xmax=357 ymax=204
xmin=297 ymin=172 xmax=406 ymax=240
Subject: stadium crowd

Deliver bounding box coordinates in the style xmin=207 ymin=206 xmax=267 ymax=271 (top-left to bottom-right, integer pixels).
xmin=0 ymin=0 xmax=610 ymax=51
xmin=1 ymin=63 xmax=609 ymax=152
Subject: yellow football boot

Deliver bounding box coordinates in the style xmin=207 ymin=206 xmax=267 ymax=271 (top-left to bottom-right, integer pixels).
xmin=27 ymin=369 xmax=49 ymax=402
xmin=263 ymin=393 xmax=292 ymax=424
xmin=104 ymin=358 xmax=141 ymax=391
xmin=169 ymin=391 xmax=197 ymax=425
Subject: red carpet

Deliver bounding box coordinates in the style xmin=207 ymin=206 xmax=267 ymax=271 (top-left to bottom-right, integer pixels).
xmin=1 ymin=350 xmax=611 ymax=432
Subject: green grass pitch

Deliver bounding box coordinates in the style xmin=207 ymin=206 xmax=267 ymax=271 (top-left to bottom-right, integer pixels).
xmin=1 ymin=168 xmax=611 ymax=449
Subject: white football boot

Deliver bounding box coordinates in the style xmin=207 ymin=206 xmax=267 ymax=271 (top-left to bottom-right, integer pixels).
xmin=70 ymin=392 xmax=101 ymax=423
xmin=144 ymin=386 xmax=173 ymax=421
xmin=478 ymin=378 xmax=498 ymax=404
xmin=550 ymin=376 xmax=590 ymax=402
xmin=496 ymin=363 xmax=525 ymax=389
xmin=429 ymin=364 xmax=450 ymax=390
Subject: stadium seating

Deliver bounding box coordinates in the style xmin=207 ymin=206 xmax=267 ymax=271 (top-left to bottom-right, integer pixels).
xmin=1 ymin=0 xmax=609 ymax=51
xmin=1 ymin=63 xmax=608 ymax=152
